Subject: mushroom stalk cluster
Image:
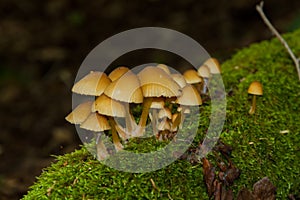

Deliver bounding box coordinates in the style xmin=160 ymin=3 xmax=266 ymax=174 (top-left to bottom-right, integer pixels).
xmin=65 ymin=58 xmax=222 ymax=159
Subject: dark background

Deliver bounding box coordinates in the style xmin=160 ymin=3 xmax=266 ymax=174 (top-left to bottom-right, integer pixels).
xmin=0 ymin=0 xmax=299 ymax=199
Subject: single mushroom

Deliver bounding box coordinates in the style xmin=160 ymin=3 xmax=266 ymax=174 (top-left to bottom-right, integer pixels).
xmin=93 ymin=94 xmax=126 ymax=151
xmin=72 ymin=71 xmax=111 ymax=96
xmin=80 ymin=112 xmax=111 ymax=160
xmin=203 ymin=58 xmax=221 ymax=74
xmin=175 ymin=84 xmax=202 ymax=129
xmin=183 ymin=69 xmax=202 ymax=92
xmin=197 ymin=65 xmax=211 ymax=94
xmin=247 ymin=81 xmax=263 ymax=114
xmin=104 ymin=70 xmax=143 ymax=136
xmin=137 ymin=66 xmax=181 ymax=136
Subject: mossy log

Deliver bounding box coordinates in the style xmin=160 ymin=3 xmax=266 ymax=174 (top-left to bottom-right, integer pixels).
xmin=23 ymin=29 xmax=300 ymax=199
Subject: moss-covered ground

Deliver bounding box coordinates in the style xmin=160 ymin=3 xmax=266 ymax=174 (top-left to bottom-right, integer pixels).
xmin=23 ymin=29 xmax=300 ymax=199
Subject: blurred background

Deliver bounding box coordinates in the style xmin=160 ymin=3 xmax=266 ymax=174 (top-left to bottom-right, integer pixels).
xmin=0 ymin=0 xmax=299 ymax=199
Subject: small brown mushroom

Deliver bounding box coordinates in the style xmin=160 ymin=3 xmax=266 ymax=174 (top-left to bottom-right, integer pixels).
xmin=137 ymin=66 xmax=181 ymax=136
xmin=175 ymin=84 xmax=202 ymax=128
xmin=203 ymin=58 xmax=221 ymax=74
xmin=104 ymin=70 xmax=143 ymax=136
xmin=247 ymin=81 xmax=263 ymax=115
xmin=197 ymin=65 xmax=211 ymax=94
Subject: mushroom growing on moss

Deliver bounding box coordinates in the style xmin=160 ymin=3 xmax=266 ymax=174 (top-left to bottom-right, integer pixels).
xmin=247 ymin=81 xmax=263 ymax=115
xmin=137 ymin=66 xmax=181 ymax=136
xmin=104 ymin=70 xmax=143 ymax=137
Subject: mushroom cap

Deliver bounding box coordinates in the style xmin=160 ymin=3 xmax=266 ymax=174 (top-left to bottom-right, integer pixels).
xmin=108 ymin=66 xmax=130 ymax=82
xmin=150 ymin=97 xmax=165 ymax=109
xmin=105 ymin=71 xmax=143 ymax=103
xmin=204 ymin=58 xmax=221 ymax=74
xmin=138 ymin=66 xmax=181 ymax=98
xmin=176 ymin=84 xmax=202 ymax=106
xmin=65 ymin=101 xmax=93 ymax=124
xmin=93 ymin=94 xmax=126 ymax=117
xmin=72 ymin=71 xmax=111 ymax=96
xmin=80 ymin=113 xmax=111 ymax=132
xmin=158 ymin=107 xmax=172 ymax=119
xmin=183 ymin=69 xmax=202 ymax=84
xmin=197 ymin=65 xmax=211 ymax=78
xmin=157 ymin=64 xmax=171 ymax=74
xmin=248 ymin=81 xmax=263 ymax=95
xmin=171 ymin=73 xmax=187 ymax=88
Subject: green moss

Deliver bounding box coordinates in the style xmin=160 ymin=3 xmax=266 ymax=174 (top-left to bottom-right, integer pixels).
xmin=23 ymin=29 xmax=300 ymax=199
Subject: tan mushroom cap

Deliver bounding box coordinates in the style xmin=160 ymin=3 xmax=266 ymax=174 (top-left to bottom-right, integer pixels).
xmin=138 ymin=66 xmax=181 ymax=98
xmin=105 ymin=71 xmax=143 ymax=103
xmin=204 ymin=58 xmax=221 ymax=74
xmin=72 ymin=71 xmax=111 ymax=96
xmin=80 ymin=113 xmax=111 ymax=132
xmin=108 ymin=66 xmax=130 ymax=82
xmin=93 ymin=94 xmax=126 ymax=117
xmin=183 ymin=69 xmax=202 ymax=84
xmin=65 ymin=101 xmax=93 ymax=124
xmin=157 ymin=64 xmax=171 ymax=74
xmin=176 ymin=84 xmax=202 ymax=106
xmin=197 ymin=65 xmax=210 ymax=78
xmin=248 ymin=81 xmax=263 ymax=95
xmin=171 ymin=73 xmax=187 ymax=88
xmin=150 ymin=97 xmax=165 ymax=109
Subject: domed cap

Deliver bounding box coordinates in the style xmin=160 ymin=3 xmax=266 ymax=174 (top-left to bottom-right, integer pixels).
xmin=80 ymin=113 xmax=111 ymax=132
xmin=157 ymin=64 xmax=171 ymax=74
xmin=138 ymin=66 xmax=181 ymax=98
xmin=93 ymin=94 xmax=126 ymax=117
xmin=183 ymin=69 xmax=202 ymax=84
xmin=72 ymin=71 xmax=111 ymax=96
xmin=197 ymin=65 xmax=210 ymax=78
xmin=108 ymin=66 xmax=130 ymax=82
xmin=176 ymin=84 xmax=202 ymax=106
xmin=204 ymin=58 xmax=221 ymax=74
xmin=65 ymin=101 xmax=93 ymax=124
xmin=248 ymin=81 xmax=263 ymax=95
xmin=105 ymin=71 xmax=143 ymax=103
xmin=171 ymin=73 xmax=187 ymax=88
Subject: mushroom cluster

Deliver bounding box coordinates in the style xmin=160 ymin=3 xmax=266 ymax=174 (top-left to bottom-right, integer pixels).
xmin=65 ymin=58 xmax=221 ymax=160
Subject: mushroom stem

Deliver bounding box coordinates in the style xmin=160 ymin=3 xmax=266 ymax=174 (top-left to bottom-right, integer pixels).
xmin=137 ymin=97 xmax=153 ymax=136
xmin=108 ymin=117 xmax=123 ymax=151
xmin=123 ymin=103 xmax=137 ymax=136
xmin=171 ymin=112 xmax=182 ymax=131
xmin=95 ymin=132 xmax=109 ymax=160
xmin=249 ymin=95 xmax=257 ymax=115
xmin=179 ymin=106 xmax=187 ymax=129
xmin=151 ymin=109 xmax=159 ymax=136
xmin=201 ymin=78 xmax=209 ymax=94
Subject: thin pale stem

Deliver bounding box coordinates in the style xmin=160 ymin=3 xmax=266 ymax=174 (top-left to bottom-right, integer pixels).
xmin=108 ymin=117 xmax=123 ymax=151
xmin=256 ymin=1 xmax=300 ymax=81
xmin=136 ymin=97 xmax=153 ymax=136
xmin=249 ymin=95 xmax=257 ymax=115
